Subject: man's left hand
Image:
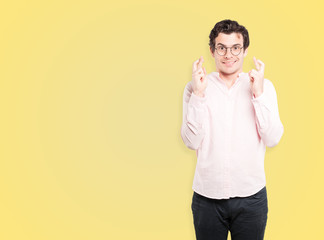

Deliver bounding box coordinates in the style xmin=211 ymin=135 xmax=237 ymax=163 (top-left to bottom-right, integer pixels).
xmin=249 ymin=57 xmax=265 ymax=98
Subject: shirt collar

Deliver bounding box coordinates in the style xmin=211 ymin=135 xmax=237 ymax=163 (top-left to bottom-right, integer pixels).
xmin=214 ymin=72 xmax=245 ymax=84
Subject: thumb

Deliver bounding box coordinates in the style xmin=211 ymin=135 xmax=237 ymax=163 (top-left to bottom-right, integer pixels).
xmin=249 ymin=70 xmax=254 ymax=82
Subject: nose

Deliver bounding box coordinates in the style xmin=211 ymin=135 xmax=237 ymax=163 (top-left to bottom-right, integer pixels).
xmin=224 ymin=47 xmax=233 ymax=58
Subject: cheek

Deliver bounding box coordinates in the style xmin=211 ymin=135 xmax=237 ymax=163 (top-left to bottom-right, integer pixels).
xmin=216 ymin=58 xmax=223 ymax=63
xmin=215 ymin=59 xmax=222 ymax=67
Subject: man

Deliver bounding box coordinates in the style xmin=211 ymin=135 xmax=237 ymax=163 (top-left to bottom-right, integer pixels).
xmin=180 ymin=19 xmax=284 ymax=240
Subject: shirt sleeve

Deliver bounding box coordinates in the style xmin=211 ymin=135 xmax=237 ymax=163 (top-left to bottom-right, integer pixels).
xmin=180 ymin=82 xmax=208 ymax=150
xmin=251 ymin=79 xmax=284 ymax=147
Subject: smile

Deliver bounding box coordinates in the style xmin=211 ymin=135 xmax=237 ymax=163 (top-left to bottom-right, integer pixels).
xmin=222 ymin=60 xmax=237 ymax=67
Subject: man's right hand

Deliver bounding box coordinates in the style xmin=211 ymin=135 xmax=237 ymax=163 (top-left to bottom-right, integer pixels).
xmin=192 ymin=56 xmax=207 ymax=97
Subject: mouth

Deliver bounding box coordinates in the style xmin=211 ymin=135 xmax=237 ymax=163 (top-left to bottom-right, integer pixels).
xmin=222 ymin=60 xmax=237 ymax=67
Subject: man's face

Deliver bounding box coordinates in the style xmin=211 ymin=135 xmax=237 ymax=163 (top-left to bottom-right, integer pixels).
xmin=210 ymin=32 xmax=248 ymax=77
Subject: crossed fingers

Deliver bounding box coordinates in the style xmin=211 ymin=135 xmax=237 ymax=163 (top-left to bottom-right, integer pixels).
xmin=193 ymin=56 xmax=206 ymax=80
xmin=253 ymin=56 xmax=265 ymax=73
xmin=249 ymin=57 xmax=265 ymax=82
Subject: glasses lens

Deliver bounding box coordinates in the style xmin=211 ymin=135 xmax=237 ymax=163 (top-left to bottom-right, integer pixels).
xmin=216 ymin=46 xmax=226 ymax=56
xmin=231 ymin=46 xmax=241 ymax=56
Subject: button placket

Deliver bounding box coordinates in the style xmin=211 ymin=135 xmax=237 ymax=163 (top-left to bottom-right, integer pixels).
xmin=223 ymin=95 xmax=232 ymax=196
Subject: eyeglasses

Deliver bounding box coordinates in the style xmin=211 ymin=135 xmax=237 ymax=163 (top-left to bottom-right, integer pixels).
xmin=215 ymin=45 xmax=244 ymax=56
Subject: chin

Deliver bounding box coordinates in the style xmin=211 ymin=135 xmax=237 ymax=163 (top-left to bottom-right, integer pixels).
xmin=221 ymin=69 xmax=236 ymax=74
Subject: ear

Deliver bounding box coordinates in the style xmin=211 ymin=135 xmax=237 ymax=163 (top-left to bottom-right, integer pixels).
xmin=243 ymin=47 xmax=248 ymax=57
xmin=210 ymin=47 xmax=215 ymax=57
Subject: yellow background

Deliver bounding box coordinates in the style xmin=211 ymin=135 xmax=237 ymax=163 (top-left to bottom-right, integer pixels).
xmin=1 ymin=0 xmax=323 ymax=239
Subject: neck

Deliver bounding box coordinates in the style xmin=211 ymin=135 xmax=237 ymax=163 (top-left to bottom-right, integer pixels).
xmin=219 ymin=71 xmax=242 ymax=82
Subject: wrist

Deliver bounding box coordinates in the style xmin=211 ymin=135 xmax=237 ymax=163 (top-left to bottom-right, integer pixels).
xmin=253 ymin=91 xmax=263 ymax=98
xmin=193 ymin=91 xmax=205 ymax=98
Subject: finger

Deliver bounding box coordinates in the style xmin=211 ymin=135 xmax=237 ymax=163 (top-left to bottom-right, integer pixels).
xmin=257 ymin=59 xmax=265 ymax=72
xmin=251 ymin=69 xmax=258 ymax=75
xmin=193 ymin=66 xmax=203 ymax=75
xmin=250 ymin=70 xmax=258 ymax=76
xmin=192 ymin=71 xmax=204 ymax=80
xmin=197 ymin=71 xmax=204 ymax=78
xmin=197 ymin=56 xmax=204 ymax=69
xmin=249 ymin=70 xmax=255 ymax=82
xmin=193 ymin=57 xmax=202 ymax=71
xmin=203 ymin=67 xmax=206 ymax=76
xmin=253 ymin=56 xmax=260 ymax=71
xmin=201 ymin=75 xmax=206 ymax=82
xmin=192 ymin=59 xmax=200 ymax=72
xmin=249 ymin=72 xmax=258 ymax=82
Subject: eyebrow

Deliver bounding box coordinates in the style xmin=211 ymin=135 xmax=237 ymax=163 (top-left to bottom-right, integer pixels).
xmin=216 ymin=43 xmax=241 ymax=47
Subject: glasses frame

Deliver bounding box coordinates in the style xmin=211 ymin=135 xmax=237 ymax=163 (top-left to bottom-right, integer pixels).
xmin=215 ymin=45 xmax=244 ymax=56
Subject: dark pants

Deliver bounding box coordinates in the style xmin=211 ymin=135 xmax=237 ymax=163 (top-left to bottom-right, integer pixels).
xmin=191 ymin=186 xmax=268 ymax=240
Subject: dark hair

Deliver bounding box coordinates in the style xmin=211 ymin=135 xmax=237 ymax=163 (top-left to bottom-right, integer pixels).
xmin=209 ymin=19 xmax=249 ymax=53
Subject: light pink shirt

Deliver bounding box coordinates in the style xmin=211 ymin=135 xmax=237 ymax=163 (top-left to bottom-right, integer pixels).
xmin=181 ymin=72 xmax=284 ymax=199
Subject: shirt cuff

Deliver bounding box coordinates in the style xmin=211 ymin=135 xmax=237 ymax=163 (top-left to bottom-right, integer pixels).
xmin=252 ymin=91 xmax=265 ymax=100
xmin=189 ymin=91 xmax=207 ymax=107
xmin=251 ymin=91 xmax=271 ymax=111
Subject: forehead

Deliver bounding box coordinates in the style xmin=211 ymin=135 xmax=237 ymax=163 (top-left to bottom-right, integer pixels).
xmin=215 ymin=32 xmax=243 ymax=45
